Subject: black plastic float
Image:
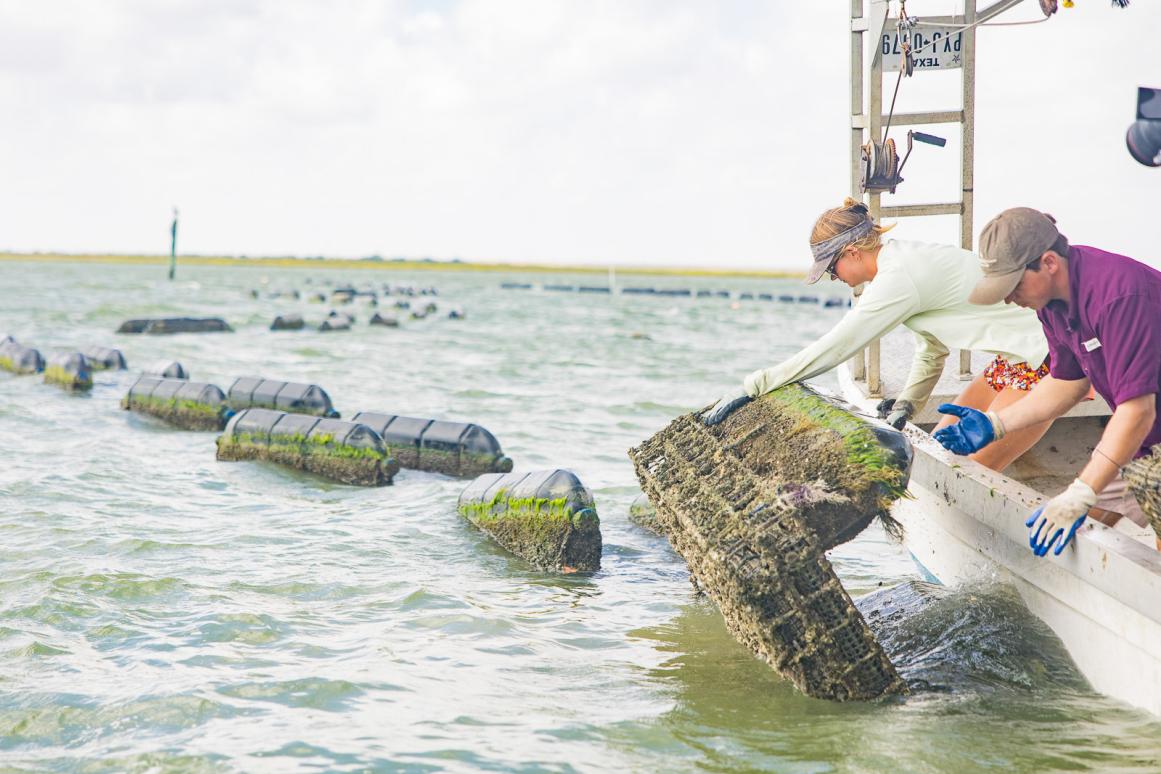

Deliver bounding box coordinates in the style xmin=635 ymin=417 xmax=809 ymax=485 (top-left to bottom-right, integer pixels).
xmin=145 ymin=360 xmax=189 ymax=379
xmin=227 ymin=377 xmax=340 ymax=418
xmin=122 ymin=376 xmax=229 ymax=430
xmin=0 ymin=339 xmax=45 ymax=374
xmin=271 ymin=314 xmax=305 ymax=331
xmin=215 ymin=408 xmax=399 ymax=486
xmin=457 ymin=468 xmax=601 ymax=572
xmin=82 ymin=346 xmax=128 ymax=370
xmin=117 ymin=318 xmax=233 ymax=334
xmin=44 ymin=353 xmax=92 ymax=391
xmin=319 ymin=312 xmax=353 ymax=331
xmin=351 ymin=412 xmax=512 ymax=478
xmin=369 ymin=313 xmax=399 ymax=327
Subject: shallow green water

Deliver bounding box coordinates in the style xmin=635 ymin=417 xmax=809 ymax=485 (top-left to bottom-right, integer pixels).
xmin=1 ymin=261 xmax=1159 ymax=772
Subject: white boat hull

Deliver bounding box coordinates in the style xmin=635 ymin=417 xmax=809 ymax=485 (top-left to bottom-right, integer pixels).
xmin=838 ymin=365 xmax=1161 ymax=716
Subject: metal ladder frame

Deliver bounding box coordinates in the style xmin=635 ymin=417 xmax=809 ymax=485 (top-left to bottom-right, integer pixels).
xmin=846 ymin=0 xmax=1024 ymax=397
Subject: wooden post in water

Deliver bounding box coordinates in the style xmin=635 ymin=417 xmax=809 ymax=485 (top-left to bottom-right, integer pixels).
xmin=168 ymin=207 xmax=179 ymax=281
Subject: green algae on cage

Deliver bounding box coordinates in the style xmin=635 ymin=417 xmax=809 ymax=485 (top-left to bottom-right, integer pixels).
xmin=457 ymin=470 xmax=601 ymax=572
xmin=44 ymin=353 xmax=93 ymax=391
xmin=628 ymin=493 xmax=660 ymax=533
xmin=215 ymin=408 xmax=398 ymax=486
xmin=628 ymin=383 xmax=913 ymax=701
xmin=122 ymin=376 xmax=230 ymax=431
xmin=0 ymin=339 xmax=45 ymax=374
xmin=762 ymin=383 xmax=909 ymax=508
xmin=352 ymin=412 xmax=513 ymax=478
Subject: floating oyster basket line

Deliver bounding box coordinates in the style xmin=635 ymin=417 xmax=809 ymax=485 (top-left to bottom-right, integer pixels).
xmin=44 ymin=352 xmax=93 ymax=391
xmin=227 ymin=377 xmax=340 ymax=418
xmin=351 ymin=412 xmax=512 ymax=478
xmin=117 ymin=318 xmax=233 ymax=334
xmin=457 ymin=469 xmax=601 ymax=573
xmin=628 ymin=383 xmax=912 ymax=702
xmin=122 ymin=376 xmax=231 ymax=431
xmin=216 ymin=408 xmax=399 ymax=487
xmin=0 ymin=339 xmax=45 ymax=374
xmin=1123 ymin=449 xmax=1161 ymax=542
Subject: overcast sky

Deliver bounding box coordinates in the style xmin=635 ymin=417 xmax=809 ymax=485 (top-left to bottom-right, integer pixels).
xmin=0 ymin=1 xmax=1156 ymax=269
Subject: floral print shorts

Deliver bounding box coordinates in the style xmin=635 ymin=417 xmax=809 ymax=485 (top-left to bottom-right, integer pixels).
xmin=983 ymin=355 xmax=1049 ymax=393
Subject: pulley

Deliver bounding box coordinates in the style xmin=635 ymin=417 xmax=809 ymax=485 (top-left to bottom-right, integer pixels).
xmin=859 ymin=130 xmax=947 ymax=195
xmin=860 ymin=138 xmax=899 ymax=194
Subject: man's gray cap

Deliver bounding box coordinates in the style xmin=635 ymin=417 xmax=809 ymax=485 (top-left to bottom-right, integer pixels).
xmin=969 ymin=207 xmax=1061 ymax=305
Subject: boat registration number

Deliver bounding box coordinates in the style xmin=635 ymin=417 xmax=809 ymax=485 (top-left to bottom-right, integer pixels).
xmin=882 ymin=24 xmax=965 ymax=72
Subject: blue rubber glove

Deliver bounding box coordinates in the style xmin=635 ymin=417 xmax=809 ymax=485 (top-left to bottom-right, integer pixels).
xmin=932 ymin=403 xmax=1002 ymax=455
xmin=701 ymin=388 xmax=752 ymax=426
xmin=1025 ymin=479 xmax=1094 ymax=556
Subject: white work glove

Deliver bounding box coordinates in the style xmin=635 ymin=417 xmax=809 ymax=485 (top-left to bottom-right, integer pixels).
xmin=1026 ymin=478 xmax=1096 ymax=556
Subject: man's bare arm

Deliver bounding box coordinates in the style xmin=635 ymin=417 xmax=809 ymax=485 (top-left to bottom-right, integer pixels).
xmin=995 ymin=374 xmax=1091 ymax=434
xmin=1079 ymin=393 xmax=1156 ymax=494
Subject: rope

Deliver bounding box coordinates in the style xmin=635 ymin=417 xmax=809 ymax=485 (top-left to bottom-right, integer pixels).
xmin=881 ymin=0 xmax=913 ymax=144
xmin=906 ymin=16 xmax=1050 ymax=60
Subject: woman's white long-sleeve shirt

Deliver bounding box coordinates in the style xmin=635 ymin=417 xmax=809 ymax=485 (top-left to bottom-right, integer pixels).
xmin=743 ymin=239 xmax=1049 ymax=410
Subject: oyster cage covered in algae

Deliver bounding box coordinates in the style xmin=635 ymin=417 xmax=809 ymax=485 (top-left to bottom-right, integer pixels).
xmin=628 ymin=383 xmax=913 ymax=701
xmin=1124 ymin=448 xmax=1161 ymax=542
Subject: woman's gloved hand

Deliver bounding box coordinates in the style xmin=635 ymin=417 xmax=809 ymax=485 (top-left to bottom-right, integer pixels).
xmin=932 ymin=403 xmax=1004 ymax=455
xmin=1026 ymin=478 xmax=1094 ymax=556
xmin=701 ymin=388 xmax=752 ymax=426
xmin=875 ymin=398 xmax=915 ymax=430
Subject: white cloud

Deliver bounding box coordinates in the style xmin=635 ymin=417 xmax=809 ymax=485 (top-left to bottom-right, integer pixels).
xmin=0 ymin=0 xmax=1155 ymax=268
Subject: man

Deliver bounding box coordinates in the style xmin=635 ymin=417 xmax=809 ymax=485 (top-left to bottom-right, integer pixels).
xmin=934 ymin=207 xmax=1161 ymax=556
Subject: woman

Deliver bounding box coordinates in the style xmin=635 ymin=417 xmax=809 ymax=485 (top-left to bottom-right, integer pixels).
xmin=704 ymin=197 xmax=1052 ymax=472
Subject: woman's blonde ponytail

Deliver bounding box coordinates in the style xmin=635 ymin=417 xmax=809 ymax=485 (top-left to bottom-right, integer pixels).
xmin=810 ymin=198 xmax=895 ymax=252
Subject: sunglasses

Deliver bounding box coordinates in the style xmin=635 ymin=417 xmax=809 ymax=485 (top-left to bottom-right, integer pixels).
xmin=825 ymin=246 xmax=851 ymax=281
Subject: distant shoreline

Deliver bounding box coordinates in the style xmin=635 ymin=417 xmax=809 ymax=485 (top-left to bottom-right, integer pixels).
xmin=0 ymin=251 xmax=804 ymax=280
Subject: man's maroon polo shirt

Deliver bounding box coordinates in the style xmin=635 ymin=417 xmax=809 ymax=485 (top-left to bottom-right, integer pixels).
xmin=1037 ymin=245 xmax=1161 ymax=458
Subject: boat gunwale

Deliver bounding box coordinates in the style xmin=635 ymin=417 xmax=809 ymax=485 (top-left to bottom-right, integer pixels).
xmin=837 ymin=364 xmax=1161 ymax=624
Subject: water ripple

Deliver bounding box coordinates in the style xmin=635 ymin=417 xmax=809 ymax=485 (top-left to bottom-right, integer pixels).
xmin=1 ymin=263 xmax=1159 ymax=770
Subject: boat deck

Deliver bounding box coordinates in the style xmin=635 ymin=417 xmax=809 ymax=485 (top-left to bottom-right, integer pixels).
xmin=854 ymin=329 xmax=1112 ymax=496
xmin=861 ymin=329 xmax=1112 ymax=425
